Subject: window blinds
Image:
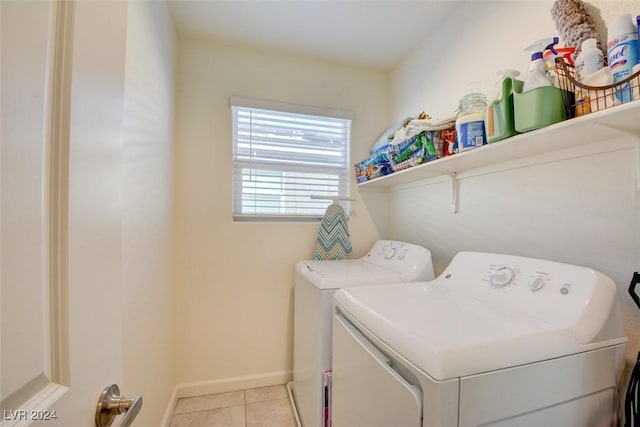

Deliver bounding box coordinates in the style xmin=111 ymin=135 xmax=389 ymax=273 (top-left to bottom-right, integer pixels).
xmin=231 ymin=100 xmax=352 ymax=219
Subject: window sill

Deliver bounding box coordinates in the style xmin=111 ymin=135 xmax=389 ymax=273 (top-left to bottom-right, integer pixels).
xmin=233 ymin=214 xmax=324 ymax=222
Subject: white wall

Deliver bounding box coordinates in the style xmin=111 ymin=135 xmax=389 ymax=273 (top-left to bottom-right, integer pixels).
xmin=173 ymin=39 xmax=389 ymax=393
xmin=392 ymin=0 xmax=638 ymax=122
xmin=388 ymin=0 xmax=640 ymax=370
xmin=121 ymin=2 xmax=177 ymax=426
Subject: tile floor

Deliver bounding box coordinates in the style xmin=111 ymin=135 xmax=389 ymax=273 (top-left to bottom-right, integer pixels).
xmin=170 ymin=384 xmax=298 ymax=427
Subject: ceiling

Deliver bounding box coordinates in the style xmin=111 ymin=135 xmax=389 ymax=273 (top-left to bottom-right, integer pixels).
xmin=167 ymin=1 xmax=461 ymax=70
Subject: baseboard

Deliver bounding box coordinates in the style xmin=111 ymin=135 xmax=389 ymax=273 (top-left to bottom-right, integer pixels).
xmin=286 ymin=382 xmax=302 ymax=427
xmin=160 ymin=386 xmax=178 ymax=427
xmin=175 ymin=370 xmax=292 ymax=399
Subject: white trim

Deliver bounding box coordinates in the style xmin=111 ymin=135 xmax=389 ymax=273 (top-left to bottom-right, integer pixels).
xmin=160 ymin=386 xmax=178 ymax=427
xmin=175 ymin=371 xmax=292 ymax=399
xmin=286 ymin=382 xmax=302 ymax=427
xmin=229 ymin=96 xmax=354 ymax=121
xmin=388 ymin=136 xmax=634 ymax=193
xmin=233 ymin=214 xmax=323 ymax=222
xmin=0 ymin=384 xmax=69 ymax=427
xmin=48 ymin=0 xmax=74 ymax=387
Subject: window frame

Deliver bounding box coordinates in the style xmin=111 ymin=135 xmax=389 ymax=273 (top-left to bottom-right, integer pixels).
xmin=230 ymin=96 xmax=354 ymax=221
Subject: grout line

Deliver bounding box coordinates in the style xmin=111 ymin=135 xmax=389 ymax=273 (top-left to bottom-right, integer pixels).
xmin=243 ymin=390 xmax=248 ymax=427
xmin=170 ymin=386 xmax=294 ymax=427
xmin=172 ymin=403 xmax=246 ymax=417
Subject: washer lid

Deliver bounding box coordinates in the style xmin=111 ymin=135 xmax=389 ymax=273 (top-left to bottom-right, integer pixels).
xmin=336 ymin=283 xmax=609 ymax=380
xmin=297 ymin=260 xmax=401 ymax=289
xmin=334 ymin=252 xmax=627 ymax=380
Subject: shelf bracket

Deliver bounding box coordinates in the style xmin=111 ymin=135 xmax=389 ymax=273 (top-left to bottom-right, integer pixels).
xmin=449 ymin=172 xmax=459 ymax=214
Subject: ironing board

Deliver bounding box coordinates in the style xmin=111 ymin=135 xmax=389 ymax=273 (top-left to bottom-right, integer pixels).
xmin=312 ymin=203 xmax=352 ymax=260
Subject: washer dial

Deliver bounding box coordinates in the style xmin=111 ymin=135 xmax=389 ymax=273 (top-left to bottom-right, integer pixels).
xmin=383 ymin=246 xmax=396 ymax=259
xmin=490 ymin=267 xmax=515 ymax=288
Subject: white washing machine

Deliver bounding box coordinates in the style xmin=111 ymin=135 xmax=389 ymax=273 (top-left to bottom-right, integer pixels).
xmin=292 ymin=240 xmax=434 ymax=427
xmin=332 ymin=251 xmax=628 ymax=427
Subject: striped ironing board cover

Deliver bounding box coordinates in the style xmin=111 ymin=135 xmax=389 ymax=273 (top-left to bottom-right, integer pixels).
xmin=313 ymin=203 xmax=352 ymax=260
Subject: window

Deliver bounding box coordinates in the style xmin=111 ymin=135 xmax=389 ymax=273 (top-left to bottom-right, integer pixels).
xmin=231 ymin=97 xmax=352 ymax=220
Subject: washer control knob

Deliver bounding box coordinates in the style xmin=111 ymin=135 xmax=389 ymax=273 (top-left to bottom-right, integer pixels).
xmin=383 ymin=247 xmax=396 ymax=260
xmin=530 ymin=277 xmax=544 ymax=292
xmin=490 ymin=267 xmax=515 ymax=288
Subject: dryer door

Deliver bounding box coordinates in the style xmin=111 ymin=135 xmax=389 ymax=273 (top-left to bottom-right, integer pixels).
xmin=332 ymin=314 xmax=422 ymax=427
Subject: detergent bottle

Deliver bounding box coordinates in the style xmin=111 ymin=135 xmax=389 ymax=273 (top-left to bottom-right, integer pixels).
xmin=523 ymin=37 xmax=560 ymax=92
xmin=456 ymin=82 xmax=488 ymax=152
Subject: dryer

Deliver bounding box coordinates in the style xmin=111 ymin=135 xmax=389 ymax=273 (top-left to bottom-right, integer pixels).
xmin=332 ymin=251 xmax=628 ymax=427
xmin=292 ymin=240 xmax=434 ymax=427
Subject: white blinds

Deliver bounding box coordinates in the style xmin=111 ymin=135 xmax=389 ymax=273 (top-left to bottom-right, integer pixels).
xmin=231 ymin=102 xmax=352 ymax=219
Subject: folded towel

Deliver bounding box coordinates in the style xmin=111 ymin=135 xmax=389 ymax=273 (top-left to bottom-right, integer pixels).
xmin=313 ymin=203 xmax=352 ymax=260
xmin=392 ymin=117 xmax=457 ymax=146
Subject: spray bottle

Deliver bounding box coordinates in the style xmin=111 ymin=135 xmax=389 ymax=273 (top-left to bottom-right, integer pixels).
xmin=543 ymin=45 xmax=576 ymax=87
xmin=523 ymin=37 xmax=560 ymax=92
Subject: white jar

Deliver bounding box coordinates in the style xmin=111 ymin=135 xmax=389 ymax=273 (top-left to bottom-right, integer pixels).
xmin=576 ymin=38 xmax=604 ymax=81
xmin=456 ymin=93 xmax=487 ymax=152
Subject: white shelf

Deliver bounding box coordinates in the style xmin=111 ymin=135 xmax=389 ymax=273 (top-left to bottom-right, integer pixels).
xmin=358 ymin=101 xmax=640 ymax=190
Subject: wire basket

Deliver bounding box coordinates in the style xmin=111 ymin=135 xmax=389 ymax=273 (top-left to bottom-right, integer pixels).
xmin=555 ymin=57 xmax=640 ymax=118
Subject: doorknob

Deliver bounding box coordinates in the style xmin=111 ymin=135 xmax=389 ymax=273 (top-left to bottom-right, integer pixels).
xmin=95 ymin=384 xmax=142 ymax=427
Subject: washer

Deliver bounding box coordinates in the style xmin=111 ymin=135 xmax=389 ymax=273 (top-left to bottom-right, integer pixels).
xmin=292 ymin=240 xmax=434 ymax=427
xmin=332 ymin=251 xmax=628 ymax=427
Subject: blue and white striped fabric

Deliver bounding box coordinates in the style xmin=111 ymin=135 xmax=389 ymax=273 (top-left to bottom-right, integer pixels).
xmin=313 ymin=203 xmax=352 ymax=260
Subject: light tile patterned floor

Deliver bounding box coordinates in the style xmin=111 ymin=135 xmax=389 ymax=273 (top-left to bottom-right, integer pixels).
xmin=170 ymin=385 xmax=297 ymax=427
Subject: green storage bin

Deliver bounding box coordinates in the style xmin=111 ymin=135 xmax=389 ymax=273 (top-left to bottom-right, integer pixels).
xmin=485 ymin=77 xmax=524 ymax=143
xmin=513 ymin=85 xmax=567 ymax=133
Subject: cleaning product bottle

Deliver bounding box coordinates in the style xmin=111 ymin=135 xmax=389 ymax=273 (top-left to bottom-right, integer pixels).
xmin=456 ymin=84 xmax=488 ymax=152
xmin=608 ymin=14 xmax=638 ymax=103
xmin=543 ymin=45 xmax=576 ymax=87
xmin=575 ymin=38 xmax=604 ymax=81
xmin=523 ymin=37 xmax=559 ymax=93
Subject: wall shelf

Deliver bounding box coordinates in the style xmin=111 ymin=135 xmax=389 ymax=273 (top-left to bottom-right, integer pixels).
xmin=358 ymin=101 xmax=640 ymax=192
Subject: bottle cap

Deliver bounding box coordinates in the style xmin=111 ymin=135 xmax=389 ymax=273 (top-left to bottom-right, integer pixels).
xmin=607 ymin=14 xmax=635 ymax=43
xmin=581 ymin=38 xmax=597 ymax=49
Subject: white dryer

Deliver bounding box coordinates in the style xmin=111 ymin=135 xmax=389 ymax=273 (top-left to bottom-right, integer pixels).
xmin=332 ymin=251 xmax=628 ymax=427
xmin=292 ymin=240 xmax=434 ymax=427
